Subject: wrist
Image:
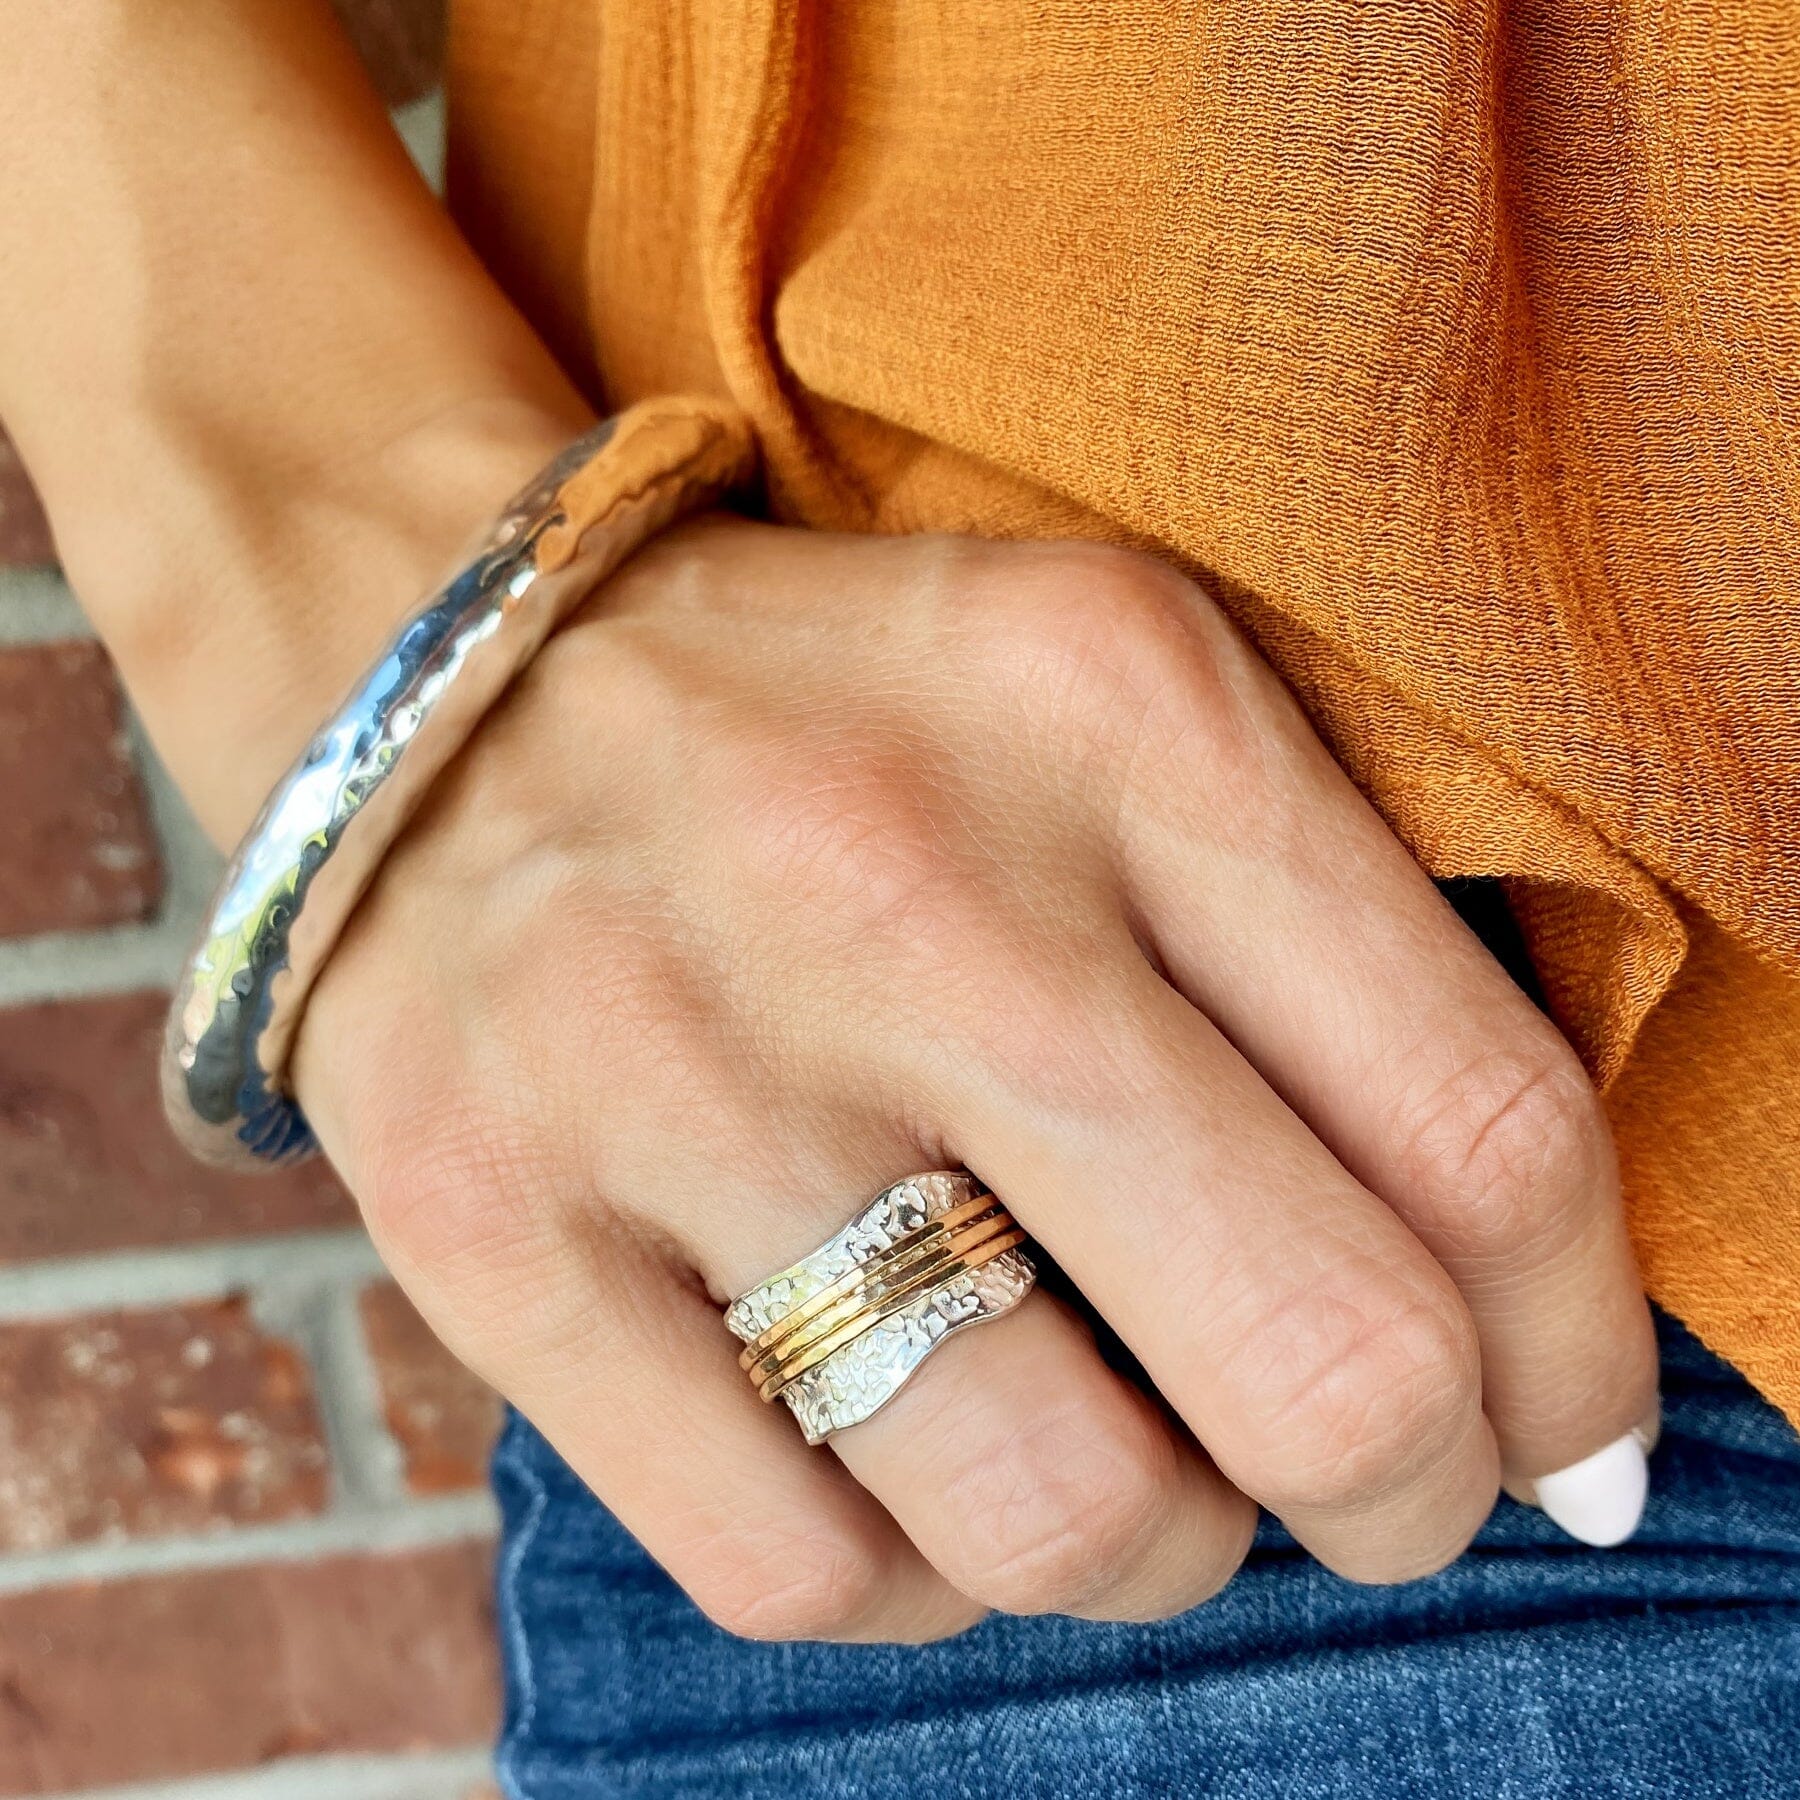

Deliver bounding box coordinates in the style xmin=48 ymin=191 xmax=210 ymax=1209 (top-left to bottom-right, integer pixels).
xmin=72 ymin=387 xmax=590 ymax=845
xmin=161 ymin=398 xmax=757 ymax=1169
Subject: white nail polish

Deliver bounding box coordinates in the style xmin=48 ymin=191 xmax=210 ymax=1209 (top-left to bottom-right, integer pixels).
xmin=1533 ymin=1432 xmax=1650 ymax=1547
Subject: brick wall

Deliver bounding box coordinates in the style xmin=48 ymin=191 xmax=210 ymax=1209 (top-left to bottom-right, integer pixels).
xmin=0 ymin=10 xmax=512 ymax=1797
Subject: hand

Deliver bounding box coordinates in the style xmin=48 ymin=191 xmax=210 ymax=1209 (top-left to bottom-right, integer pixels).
xmin=295 ymin=515 xmax=1658 ymax=1640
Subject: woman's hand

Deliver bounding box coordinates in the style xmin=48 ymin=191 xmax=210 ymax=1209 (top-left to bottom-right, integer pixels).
xmin=0 ymin=0 xmax=1651 ymax=1631
xmin=293 ymin=514 xmax=1659 ymax=1641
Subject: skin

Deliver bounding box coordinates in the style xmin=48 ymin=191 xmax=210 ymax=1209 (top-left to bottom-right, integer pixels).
xmin=1 ymin=2 xmax=1659 ymax=1641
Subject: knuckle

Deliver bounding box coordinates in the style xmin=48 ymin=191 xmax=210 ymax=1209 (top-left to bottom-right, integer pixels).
xmin=1345 ymin=1521 xmax=1489 ymax=1588
xmin=968 ymin=542 xmax=1295 ymax=830
xmin=353 ymin=1108 xmax=581 ymax=1376
xmin=941 ymin=1403 xmax=1173 ymax=1615
xmin=975 ymin=543 xmax=1234 ymax=725
xmin=1167 ymin=1500 xmax=1259 ymax=1612
xmin=1243 ymin=1286 xmax=1481 ymax=1516
xmin=1321 ymin=1463 xmax=1500 ymax=1589
xmin=357 ymin=1097 xmax=540 ymax=1278
xmin=1090 ymin=1492 xmax=1258 ymax=1623
xmin=725 ymin=746 xmax=982 ymax=951
xmin=687 ymin=1529 xmax=887 ymax=1643
xmin=973 ymin=1479 xmax=1168 ymax=1617
xmin=1395 ymin=1043 xmax=1613 ymax=1262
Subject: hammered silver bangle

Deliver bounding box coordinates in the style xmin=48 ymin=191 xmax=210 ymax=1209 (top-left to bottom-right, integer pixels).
xmin=161 ymin=396 xmax=756 ymax=1170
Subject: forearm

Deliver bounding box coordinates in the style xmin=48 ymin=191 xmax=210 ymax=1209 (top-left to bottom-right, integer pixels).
xmin=0 ymin=0 xmax=589 ymax=840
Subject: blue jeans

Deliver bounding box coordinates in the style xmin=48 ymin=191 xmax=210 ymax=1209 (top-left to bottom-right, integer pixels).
xmin=492 ymin=1311 xmax=1800 ymax=1798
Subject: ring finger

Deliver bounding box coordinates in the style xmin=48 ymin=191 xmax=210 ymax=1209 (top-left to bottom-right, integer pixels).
xmin=686 ymin=1128 xmax=1257 ymax=1624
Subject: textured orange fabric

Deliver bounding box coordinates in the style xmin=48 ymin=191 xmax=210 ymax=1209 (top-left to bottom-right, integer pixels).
xmin=447 ymin=1 xmax=1800 ymax=1423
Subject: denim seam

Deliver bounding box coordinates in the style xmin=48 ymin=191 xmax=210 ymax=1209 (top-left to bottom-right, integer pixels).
xmin=496 ymin=1421 xmax=553 ymax=1800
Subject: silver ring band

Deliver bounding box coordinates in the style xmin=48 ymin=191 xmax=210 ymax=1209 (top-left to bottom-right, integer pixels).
xmin=725 ymin=1171 xmax=1036 ymax=1443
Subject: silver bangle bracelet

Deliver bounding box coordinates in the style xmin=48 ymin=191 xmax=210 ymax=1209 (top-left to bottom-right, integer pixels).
xmin=161 ymin=397 xmax=756 ymax=1170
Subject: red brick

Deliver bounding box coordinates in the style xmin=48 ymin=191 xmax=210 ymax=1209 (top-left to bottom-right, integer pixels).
xmin=0 ymin=435 xmax=52 ymax=568
xmin=0 ymin=1542 xmax=499 ymax=1793
xmin=0 ymin=990 xmax=358 ymax=1262
xmin=329 ymin=0 xmax=445 ymax=106
xmin=0 ymin=1296 xmax=327 ymax=1552
xmin=362 ymin=1282 xmax=501 ymax=1494
xmin=0 ymin=642 xmax=161 ymax=940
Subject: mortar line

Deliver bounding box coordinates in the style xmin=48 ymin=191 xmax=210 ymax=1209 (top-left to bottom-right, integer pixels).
xmin=394 ymin=90 xmax=446 ymax=190
xmin=0 ymin=703 xmax=219 ymax=1010
xmin=0 ymin=1490 xmax=498 ymax=1595
xmin=297 ymin=1275 xmax=409 ymax=1511
xmin=134 ymin=705 xmax=225 ymax=923
xmin=0 ymin=564 xmax=90 ymax=644
xmin=241 ymin=1255 xmax=404 ymax=1514
xmin=0 ymin=1226 xmax=384 ymax=1321
xmin=43 ymin=1744 xmax=496 ymax=1800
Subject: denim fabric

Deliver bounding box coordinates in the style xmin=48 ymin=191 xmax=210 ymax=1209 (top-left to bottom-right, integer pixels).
xmin=492 ymin=1311 xmax=1800 ymax=1799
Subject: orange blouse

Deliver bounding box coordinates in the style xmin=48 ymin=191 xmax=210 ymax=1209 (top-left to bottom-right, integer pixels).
xmin=444 ymin=0 xmax=1800 ymax=1425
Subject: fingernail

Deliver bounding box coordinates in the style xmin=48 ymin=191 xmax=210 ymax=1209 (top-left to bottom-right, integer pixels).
xmin=1533 ymin=1431 xmax=1650 ymax=1548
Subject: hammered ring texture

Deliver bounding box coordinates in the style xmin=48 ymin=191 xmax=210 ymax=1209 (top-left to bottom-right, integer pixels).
xmin=724 ymin=1172 xmax=1037 ymax=1444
